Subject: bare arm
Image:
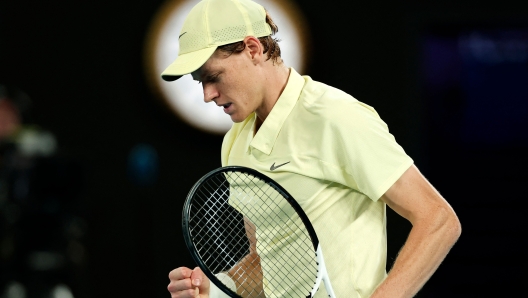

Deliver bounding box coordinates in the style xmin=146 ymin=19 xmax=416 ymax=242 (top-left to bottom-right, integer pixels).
xmin=227 ymin=216 xmax=265 ymax=298
xmin=371 ymin=164 xmax=461 ymax=298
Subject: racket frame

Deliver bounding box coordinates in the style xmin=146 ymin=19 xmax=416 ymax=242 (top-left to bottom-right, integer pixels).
xmin=182 ymin=166 xmax=335 ymax=297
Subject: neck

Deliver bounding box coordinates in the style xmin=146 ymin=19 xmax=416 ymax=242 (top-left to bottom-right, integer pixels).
xmin=255 ymin=63 xmax=290 ymax=125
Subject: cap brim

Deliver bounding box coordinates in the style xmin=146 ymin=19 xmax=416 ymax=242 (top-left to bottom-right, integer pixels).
xmin=161 ymin=46 xmax=218 ymax=81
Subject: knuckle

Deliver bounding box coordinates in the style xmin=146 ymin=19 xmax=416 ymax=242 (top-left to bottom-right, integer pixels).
xmin=167 ymin=282 xmax=175 ymax=292
xmin=169 ymin=289 xmax=194 ymax=298
xmin=169 ymin=267 xmax=189 ymax=280
xmin=167 ymin=278 xmax=193 ymax=293
xmin=180 ymin=267 xmax=190 ymax=276
xmin=183 ymin=278 xmax=193 ymax=289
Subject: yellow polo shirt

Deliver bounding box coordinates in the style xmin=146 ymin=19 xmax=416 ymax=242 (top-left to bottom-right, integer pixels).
xmin=221 ymin=68 xmax=413 ymax=297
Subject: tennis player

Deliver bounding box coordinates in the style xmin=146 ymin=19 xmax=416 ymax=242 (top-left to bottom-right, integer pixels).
xmin=162 ymin=0 xmax=462 ymax=297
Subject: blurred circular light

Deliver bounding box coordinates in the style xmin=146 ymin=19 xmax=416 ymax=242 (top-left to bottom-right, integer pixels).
xmin=144 ymin=0 xmax=310 ymax=134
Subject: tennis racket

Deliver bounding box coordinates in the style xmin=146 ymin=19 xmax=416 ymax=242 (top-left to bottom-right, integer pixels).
xmin=182 ymin=166 xmax=337 ymax=298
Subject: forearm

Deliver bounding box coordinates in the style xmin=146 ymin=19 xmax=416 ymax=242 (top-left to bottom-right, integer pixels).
xmin=223 ymin=216 xmax=264 ymax=297
xmin=227 ymin=252 xmax=264 ymax=297
xmin=371 ymin=208 xmax=461 ymax=298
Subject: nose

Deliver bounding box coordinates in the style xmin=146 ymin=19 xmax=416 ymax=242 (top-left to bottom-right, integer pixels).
xmin=203 ymin=84 xmax=219 ymax=103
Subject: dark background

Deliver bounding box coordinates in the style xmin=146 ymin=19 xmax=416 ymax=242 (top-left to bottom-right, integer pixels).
xmin=1 ymin=0 xmax=527 ymax=297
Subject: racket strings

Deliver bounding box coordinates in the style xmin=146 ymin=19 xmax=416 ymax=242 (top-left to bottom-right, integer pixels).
xmin=227 ymin=172 xmax=318 ymax=297
xmin=230 ymin=175 xmax=318 ymax=296
xmin=188 ymin=171 xmax=318 ymax=297
xmin=190 ymin=175 xmax=250 ymax=271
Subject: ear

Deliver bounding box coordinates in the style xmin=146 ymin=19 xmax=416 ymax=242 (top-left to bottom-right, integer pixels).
xmin=243 ymin=36 xmax=264 ymax=65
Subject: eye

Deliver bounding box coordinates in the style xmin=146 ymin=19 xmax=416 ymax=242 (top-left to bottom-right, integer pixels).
xmin=203 ymin=72 xmax=222 ymax=84
xmin=207 ymin=75 xmax=219 ymax=83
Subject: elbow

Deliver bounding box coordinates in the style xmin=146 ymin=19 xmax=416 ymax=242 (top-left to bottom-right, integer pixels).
xmin=439 ymin=205 xmax=462 ymax=245
xmin=421 ymin=204 xmax=462 ymax=245
xmin=449 ymin=210 xmax=462 ymax=243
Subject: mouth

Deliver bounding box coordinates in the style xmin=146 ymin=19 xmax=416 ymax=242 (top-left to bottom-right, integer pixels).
xmin=218 ymin=103 xmax=233 ymax=114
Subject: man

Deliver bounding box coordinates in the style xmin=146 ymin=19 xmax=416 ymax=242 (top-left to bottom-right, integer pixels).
xmin=162 ymin=0 xmax=461 ymax=297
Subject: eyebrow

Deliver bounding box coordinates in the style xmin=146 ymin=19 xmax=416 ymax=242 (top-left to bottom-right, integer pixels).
xmin=201 ymin=69 xmax=223 ymax=82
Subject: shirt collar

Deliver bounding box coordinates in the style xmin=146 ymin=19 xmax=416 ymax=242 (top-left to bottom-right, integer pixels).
xmin=249 ymin=68 xmax=305 ymax=155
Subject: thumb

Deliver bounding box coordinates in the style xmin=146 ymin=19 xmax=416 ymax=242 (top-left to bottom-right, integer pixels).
xmin=191 ymin=267 xmax=210 ymax=294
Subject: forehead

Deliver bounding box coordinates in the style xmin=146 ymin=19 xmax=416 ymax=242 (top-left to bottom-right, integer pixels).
xmin=191 ymin=50 xmax=230 ymax=80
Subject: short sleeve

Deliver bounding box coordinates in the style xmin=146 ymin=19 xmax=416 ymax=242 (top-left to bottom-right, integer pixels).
xmin=321 ymin=101 xmax=413 ymax=201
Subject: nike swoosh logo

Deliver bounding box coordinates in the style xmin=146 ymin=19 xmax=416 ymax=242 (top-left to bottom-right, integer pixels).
xmin=270 ymin=161 xmax=290 ymax=171
xmin=179 ymin=32 xmax=187 ymax=39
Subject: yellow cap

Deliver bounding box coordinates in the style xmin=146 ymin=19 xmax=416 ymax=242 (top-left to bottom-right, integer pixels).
xmin=161 ymin=0 xmax=272 ymax=81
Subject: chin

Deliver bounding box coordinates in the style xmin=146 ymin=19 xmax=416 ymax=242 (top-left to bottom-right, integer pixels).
xmin=230 ymin=113 xmax=250 ymax=123
xmin=230 ymin=116 xmax=245 ymax=123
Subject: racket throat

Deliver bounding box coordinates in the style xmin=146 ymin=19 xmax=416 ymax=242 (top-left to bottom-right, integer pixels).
xmin=311 ymin=245 xmax=337 ymax=298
